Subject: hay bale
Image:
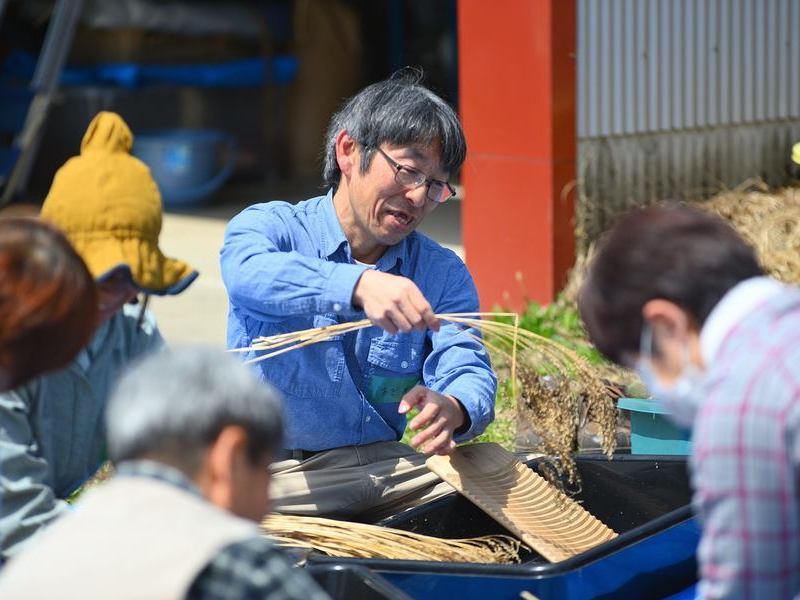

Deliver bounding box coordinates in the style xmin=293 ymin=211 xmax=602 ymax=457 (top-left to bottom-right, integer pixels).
xmin=699 ymin=183 xmax=800 ymax=285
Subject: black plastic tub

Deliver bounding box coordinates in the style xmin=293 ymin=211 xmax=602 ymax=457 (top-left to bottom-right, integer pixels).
xmin=306 ymin=455 xmax=701 ymax=600
xmin=307 ymin=564 xmax=412 ymax=600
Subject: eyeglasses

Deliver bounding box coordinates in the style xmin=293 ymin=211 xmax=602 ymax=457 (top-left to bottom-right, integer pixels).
xmin=376 ymin=148 xmax=456 ymax=203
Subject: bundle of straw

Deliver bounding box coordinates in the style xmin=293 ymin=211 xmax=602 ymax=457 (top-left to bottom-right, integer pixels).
xmin=235 ymin=312 xmax=619 ymax=486
xmin=700 ymin=182 xmax=800 ymax=285
xmin=262 ymin=514 xmax=524 ymax=563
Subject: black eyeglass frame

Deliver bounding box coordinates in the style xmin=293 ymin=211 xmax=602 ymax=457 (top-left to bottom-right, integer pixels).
xmin=374 ymin=147 xmax=457 ymax=204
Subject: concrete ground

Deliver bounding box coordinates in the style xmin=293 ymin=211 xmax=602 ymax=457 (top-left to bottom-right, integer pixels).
xmin=149 ymin=192 xmax=463 ymax=346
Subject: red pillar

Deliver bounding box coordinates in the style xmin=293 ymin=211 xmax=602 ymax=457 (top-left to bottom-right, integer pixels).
xmin=459 ymin=0 xmax=576 ymax=311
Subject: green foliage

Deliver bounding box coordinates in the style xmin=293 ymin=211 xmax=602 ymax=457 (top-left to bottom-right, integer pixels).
xmin=400 ymin=407 xmax=420 ymax=446
xmin=469 ymin=377 xmax=516 ymax=449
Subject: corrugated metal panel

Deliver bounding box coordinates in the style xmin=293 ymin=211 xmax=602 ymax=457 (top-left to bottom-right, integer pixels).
xmin=578 ymin=0 xmax=800 ymax=137
xmin=576 ymin=0 xmax=800 ymax=244
xmin=577 ymin=122 xmax=800 ymax=244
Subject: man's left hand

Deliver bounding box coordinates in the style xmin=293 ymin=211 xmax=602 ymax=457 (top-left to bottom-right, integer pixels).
xmin=398 ymin=386 xmax=466 ymax=455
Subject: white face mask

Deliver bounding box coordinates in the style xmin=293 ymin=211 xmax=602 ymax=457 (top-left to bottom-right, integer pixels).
xmin=635 ymin=323 xmax=704 ymax=428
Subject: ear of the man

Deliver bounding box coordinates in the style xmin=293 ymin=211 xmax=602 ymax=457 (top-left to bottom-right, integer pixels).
xmin=204 ymin=425 xmax=249 ymax=513
xmin=641 ymin=298 xmax=705 ymax=371
xmin=642 ymin=299 xmax=694 ymax=340
xmin=335 ymin=129 xmax=357 ymax=179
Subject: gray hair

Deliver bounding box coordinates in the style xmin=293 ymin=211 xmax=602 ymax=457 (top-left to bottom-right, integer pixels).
xmin=322 ymin=69 xmax=467 ymax=189
xmin=106 ymin=347 xmax=283 ymax=471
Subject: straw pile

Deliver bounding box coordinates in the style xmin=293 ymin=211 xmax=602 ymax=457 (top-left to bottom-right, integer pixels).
xmin=699 ymin=182 xmax=800 ymax=284
xmin=573 ymin=179 xmax=800 ymax=286
xmin=236 ymin=313 xmax=619 ymax=487
xmin=262 ymin=514 xmax=525 ymax=563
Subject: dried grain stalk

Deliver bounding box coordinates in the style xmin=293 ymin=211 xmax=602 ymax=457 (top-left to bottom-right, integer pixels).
xmin=454 ymin=316 xmax=619 ymax=487
xmin=262 ymin=514 xmax=524 ymax=563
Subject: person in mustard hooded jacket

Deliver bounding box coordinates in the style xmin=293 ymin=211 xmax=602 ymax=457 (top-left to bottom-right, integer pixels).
xmin=0 ymin=112 xmax=198 ymax=560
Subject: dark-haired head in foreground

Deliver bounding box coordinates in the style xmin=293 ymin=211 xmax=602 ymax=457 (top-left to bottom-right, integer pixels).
xmin=579 ymin=204 xmax=762 ymax=373
xmin=0 ymin=218 xmax=98 ymax=390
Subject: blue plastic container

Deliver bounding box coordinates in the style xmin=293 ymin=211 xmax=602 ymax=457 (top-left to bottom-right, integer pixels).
xmin=132 ymin=129 xmax=236 ymax=208
xmin=618 ymin=397 xmax=692 ymax=455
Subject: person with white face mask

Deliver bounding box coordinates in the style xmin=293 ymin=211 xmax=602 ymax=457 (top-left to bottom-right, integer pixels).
xmin=579 ymin=204 xmax=800 ymax=599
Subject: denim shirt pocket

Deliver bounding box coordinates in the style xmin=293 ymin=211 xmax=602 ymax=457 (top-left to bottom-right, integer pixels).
xmin=365 ymin=338 xmax=425 ymax=405
xmin=255 ymin=314 xmax=345 ymax=399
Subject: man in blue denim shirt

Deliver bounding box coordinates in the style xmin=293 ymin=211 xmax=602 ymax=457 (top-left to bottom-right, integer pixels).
xmin=221 ymin=72 xmax=497 ymax=519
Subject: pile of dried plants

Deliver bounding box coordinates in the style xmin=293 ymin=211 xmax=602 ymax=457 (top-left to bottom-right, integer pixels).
xmin=262 ymin=514 xmax=524 ymax=564
xmin=700 ymin=181 xmax=800 ymax=284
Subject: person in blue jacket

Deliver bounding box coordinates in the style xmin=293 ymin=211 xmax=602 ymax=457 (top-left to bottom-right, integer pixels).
xmin=221 ymin=71 xmax=497 ymax=520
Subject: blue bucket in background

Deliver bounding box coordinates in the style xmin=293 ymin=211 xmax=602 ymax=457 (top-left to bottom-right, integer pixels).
xmin=618 ymin=397 xmax=692 ymax=455
xmin=133 ymin=129 xmax=236 ymax=208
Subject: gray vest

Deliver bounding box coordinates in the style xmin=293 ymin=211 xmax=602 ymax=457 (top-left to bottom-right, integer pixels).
xmin=0 ymin=476 xmax=258 ymax=599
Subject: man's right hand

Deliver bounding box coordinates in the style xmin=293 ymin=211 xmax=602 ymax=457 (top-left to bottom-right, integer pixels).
xmin=352 ymin=270 xmax=440 ymax=334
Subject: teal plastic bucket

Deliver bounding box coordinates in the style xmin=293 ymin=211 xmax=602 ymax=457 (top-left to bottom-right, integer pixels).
xmin=132 ymin=129 xmax=236 ymax=208
xmin=617 ymin=397 xmax=692 ymax=455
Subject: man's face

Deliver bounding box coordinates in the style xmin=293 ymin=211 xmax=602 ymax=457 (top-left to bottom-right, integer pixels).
xmin=346 ymin=142 xmax=448 ymax=248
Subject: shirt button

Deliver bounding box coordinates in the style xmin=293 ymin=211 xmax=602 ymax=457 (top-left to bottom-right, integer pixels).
xmin=401 ymin=360 xmax=409 ymax=369
xmin=333 ymin=303 xmax=342 ymax=312
xmin=365 ymin=415 xmax=371 ymax=422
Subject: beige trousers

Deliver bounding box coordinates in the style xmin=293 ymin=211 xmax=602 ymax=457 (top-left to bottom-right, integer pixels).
xmin=269 ymin=441 xmax=454 ymax=522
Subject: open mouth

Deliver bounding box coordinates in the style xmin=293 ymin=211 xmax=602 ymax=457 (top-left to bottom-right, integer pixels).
xmin=386 ymin=208 xmax=414 ymax=228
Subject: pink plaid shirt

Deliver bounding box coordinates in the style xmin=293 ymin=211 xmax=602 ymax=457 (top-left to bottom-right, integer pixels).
xmin=689 ymin=278 xmax=800 ymax=599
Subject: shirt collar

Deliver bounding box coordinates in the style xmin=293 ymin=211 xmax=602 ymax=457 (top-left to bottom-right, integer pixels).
xmin=115 ymin=459 xmax=203 ymax=498
xmin=700 ymin=276 xmax=786 ymax=364
xmin=320 ymin=189 xmax=349 ymax=259
xmin=320 ymin=188 xmax=411 ymax=273
xmin=72 ymin=316 xmax=113 ymax=373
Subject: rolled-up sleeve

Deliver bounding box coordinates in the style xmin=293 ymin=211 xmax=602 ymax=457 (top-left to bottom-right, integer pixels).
xmin=423 ymin=262 xmax=497 ymax=442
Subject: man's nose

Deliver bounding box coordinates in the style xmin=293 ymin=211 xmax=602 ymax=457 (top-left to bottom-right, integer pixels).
xmin=404 ymin=185 xmax=428 ymax=208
